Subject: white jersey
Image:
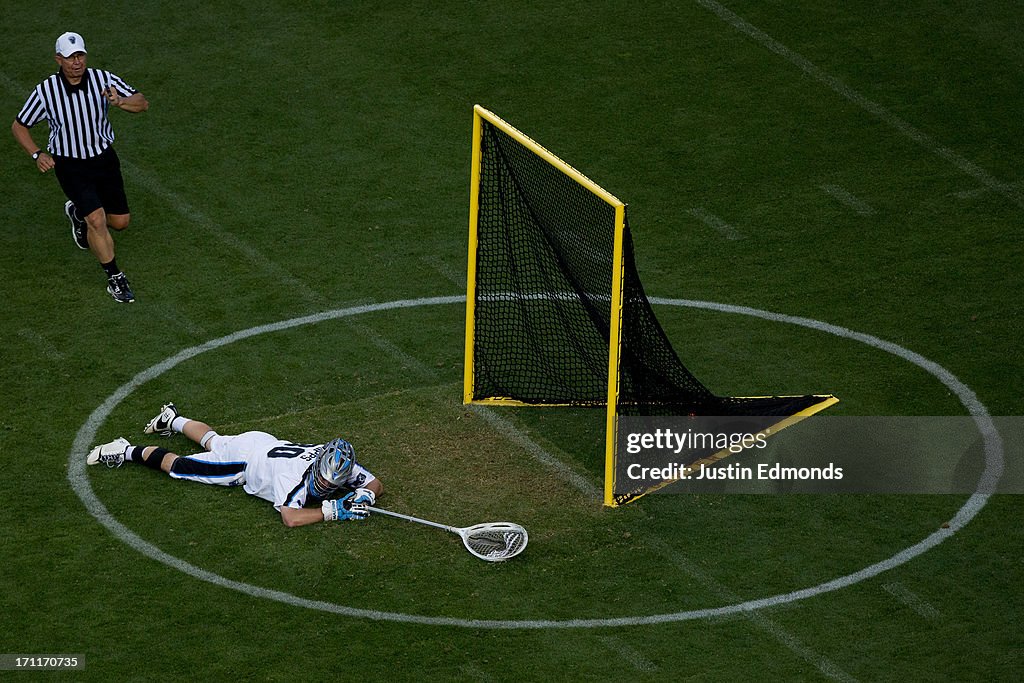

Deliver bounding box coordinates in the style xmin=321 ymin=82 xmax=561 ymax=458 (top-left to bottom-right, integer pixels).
xmin=169 ymin=431 xmax=375 ymax=510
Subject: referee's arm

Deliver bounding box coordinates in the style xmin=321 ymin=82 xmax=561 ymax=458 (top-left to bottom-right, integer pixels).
xmin=104 ymin=86 xmax=149 ymax=113
xmin=11 ymin=120 xmax=54 ymax=173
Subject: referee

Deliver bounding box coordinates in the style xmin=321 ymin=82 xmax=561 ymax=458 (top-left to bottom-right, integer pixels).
xmin=12 ymin=31 xmax=149 ymax=303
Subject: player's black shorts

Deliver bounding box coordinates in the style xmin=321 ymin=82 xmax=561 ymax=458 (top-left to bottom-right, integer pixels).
xmin=53 ymin=146 xmax=130 ymax=217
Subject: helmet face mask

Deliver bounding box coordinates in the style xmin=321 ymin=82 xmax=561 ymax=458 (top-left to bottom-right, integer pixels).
xmin=308 ymin=438 xmax=355 ymax=498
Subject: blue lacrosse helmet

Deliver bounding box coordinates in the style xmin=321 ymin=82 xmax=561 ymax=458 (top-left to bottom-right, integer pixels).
xmin=307 ymin=437 xmax=355 ymax=498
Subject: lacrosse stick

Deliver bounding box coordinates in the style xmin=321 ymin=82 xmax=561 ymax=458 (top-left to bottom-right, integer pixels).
xmin=363 ymin=506 xmax=528 ymax=562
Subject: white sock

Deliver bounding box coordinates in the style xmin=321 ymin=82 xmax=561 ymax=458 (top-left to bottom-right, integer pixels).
xmin=170 ymin=416 xmax=189 ymax=433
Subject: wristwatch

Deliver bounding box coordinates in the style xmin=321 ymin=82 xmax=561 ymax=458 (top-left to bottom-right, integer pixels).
xmin=31 ymin=150 xmax=44 ymax=160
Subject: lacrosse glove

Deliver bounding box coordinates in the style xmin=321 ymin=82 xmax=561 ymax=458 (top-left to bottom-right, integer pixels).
xmin=351 ymin=487 xmax=376 ymax=506
xmin=322 ymin=492 xmax=368 ymax=521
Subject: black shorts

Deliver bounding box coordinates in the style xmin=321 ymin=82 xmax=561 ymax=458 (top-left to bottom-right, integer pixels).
xmin=53 ymin=146 xmax=130 ymax=217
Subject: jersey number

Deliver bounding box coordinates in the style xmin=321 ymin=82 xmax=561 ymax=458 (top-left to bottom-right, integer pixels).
xmin=267 ymin=443 xmax=315 ymax=459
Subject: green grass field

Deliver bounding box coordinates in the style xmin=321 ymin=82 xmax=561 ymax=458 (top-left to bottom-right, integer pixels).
xmin=2 ymin=1 xmax=1022 ymax=680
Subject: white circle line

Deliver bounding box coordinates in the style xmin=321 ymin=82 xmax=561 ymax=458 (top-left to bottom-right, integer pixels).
xmin=67 ymin=295 xmax=1002 ymax=629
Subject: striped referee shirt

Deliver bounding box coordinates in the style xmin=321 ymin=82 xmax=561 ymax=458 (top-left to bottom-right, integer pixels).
xmin=16 ymin=67 xmax=137 ymax=160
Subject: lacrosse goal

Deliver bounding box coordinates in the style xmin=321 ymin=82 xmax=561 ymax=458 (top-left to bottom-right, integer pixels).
xmin=463 ymin=105 xmax=837 ymax=506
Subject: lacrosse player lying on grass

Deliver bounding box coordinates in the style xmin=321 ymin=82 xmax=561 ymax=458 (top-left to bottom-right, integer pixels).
xmin=87 ymin=403 xmax=382 ymax=527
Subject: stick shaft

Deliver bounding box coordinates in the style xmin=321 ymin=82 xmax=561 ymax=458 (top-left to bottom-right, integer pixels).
xmin=366 ymin=506 xmax=456 ymax=533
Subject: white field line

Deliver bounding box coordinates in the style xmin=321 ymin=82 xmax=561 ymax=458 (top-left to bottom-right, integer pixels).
xmin=647 ymin=537 xmax=858 ymax=682
xmin=124 ymin=160 xmax=437 ymax=379
xmin=420 ymin=255 xmax=466 ymax=288
xmin=16 ymin=328 xmax=65 ymax=361
xmin=147 ymin=300 xmax=207 ymax=339
xmin=344 ymin=318 xmax=438 ymax=380
xmin=953 ymin=188 xmax=987 ymax=200
xmin=688 ymin=207 xmax=744 ymax=240
xmin=0 ymin=69 xmax=435 ymax=378
xmin=455 ymin=290 xmax=607 ymax=502
xmin=696 ymin=0 xmax=1024 ymax=211
xmin=882 ymin=582 xmax=941 ymax=620
xmin=1 ymin=69 xmax=325 ymax=312
xmin=130 ymin=112 xmax=587 ymax=515
xmin=0 ymin=71 xmax=25 ymax=99
xmin=10 ymin=38 xmax=1002 ymax=639
xmin=16 ymin=7 xmax=997 ymax=630
xmin=648 ymin=297 xmax=1002 ymax=490
xmin=66 ymin=296 xmax=1001 ymax=629
xmin=820 ymin=184 xmax=876 ymax=216
xmin=597 ymin=636 xmax=659 ymax=672
xmin=953 ymin=180 xmax=1024 ymax=200
xmin=469 ymin=405 xmax=602 ymax=501
xmin=120 ymin=160 xmax=325 ymax=306
xmin=458 ymin=662 xmax=494 ymax=682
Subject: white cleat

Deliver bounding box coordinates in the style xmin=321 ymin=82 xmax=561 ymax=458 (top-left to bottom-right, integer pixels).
xmin=87 ymin=437 xmax=131 ymax=468
xmin=144 ymin=403 xmax=179 ymax=436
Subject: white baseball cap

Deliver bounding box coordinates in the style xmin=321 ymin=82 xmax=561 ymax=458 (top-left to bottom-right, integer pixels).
xmin=55 ymin=32 xmax=87 ymax=57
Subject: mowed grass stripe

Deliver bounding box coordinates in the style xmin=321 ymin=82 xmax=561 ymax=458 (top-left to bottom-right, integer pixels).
xmin=2 ymin=1 xmax=1019 ymax=679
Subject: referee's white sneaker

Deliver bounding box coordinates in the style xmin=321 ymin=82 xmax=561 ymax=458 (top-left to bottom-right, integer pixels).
xmin=87 ymin=437 xmax=131 ymax=468
xmin=65 ymin=200 xmax=89 ymax=250
xmin=144 ymin=403 xmax=179 ymax=436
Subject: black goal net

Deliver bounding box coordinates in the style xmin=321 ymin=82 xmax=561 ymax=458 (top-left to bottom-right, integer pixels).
xmin=465 ymin=106 xmax=836 ymax=505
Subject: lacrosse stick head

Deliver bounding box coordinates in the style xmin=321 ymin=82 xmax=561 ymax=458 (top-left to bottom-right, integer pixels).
xmin=457 ymin=522 xmax=528 ymax=562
